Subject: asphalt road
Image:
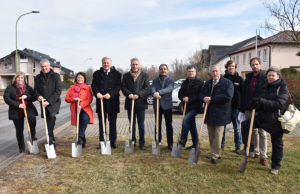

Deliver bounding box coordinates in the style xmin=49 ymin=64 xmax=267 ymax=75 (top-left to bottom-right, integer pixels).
xmin=0 ymin=94 xmax=95 ymax=169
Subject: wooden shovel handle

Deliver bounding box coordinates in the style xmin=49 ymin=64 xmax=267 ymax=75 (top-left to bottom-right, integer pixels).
xmin=246 ymin=109 xmax=256 ymax=156
xmin=129 ymin=99 xmax=135 ymax=134
xmin=156 ymin=98 xmax=159 ymax=140
xmin=100 ymin=98 xmax=106 ymax=140
xmin=197 ymin=103 xmax=208 ymax=144
xmin=42 ymin=98 xmax=49 ymax=144
xmin=179 ymin=102 xmax=187 ymax=136
xmin=22 ymin=98 xmax=32 ymax=141
xmin=76 ymin=100 xmax=81 ymax=142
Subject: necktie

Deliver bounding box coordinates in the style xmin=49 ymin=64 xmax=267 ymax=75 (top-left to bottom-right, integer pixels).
xmin=104 ymin=72 xmax=108 ymax=91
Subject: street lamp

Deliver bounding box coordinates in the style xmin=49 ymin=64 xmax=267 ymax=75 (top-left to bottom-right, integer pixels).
xmin=15 ymin=11 xmax=40 ymax=72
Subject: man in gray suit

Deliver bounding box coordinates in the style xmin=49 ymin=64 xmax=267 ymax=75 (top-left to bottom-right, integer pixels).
xmin=151 ymin=64 xmax=174 ymax=150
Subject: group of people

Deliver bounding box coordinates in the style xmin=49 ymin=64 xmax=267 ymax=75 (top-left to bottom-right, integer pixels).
xmin=4 ymin=56 xmax=289 ymax=175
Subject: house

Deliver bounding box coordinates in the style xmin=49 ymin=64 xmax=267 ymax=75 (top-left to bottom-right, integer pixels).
xmin=0 ymin=48 xmax=62 ymax=89
xmin=61 ymin=66 xmax=75 ymax=82
xmin=230 ymin=31 xmax=300 ymax=77
xmin=202 ymin=36 xmax=263 ymax=72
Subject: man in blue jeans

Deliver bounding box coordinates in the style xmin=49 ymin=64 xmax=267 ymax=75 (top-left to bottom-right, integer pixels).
xmin=178 ymin=65 xmax=204 ymax=149
xmin=121 ymin=58 xmax=150 ymax=150
xmin=221 ymin=60 xmax=243 ymax=154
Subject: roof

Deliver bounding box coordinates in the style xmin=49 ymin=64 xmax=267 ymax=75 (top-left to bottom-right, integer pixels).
xmin=0 ymin=48 xmax=61 ymax=68
xmin=230 ymin=31 xmax=298 ymax=55
xmin=209 ymin=36 xmax=263 ymax=65
xmin=61 ymin=66 xmax=75 ymax=78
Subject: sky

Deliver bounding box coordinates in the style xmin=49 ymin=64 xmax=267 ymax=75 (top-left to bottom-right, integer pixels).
xmin=0 ymin=0 xmax=274 ymax=72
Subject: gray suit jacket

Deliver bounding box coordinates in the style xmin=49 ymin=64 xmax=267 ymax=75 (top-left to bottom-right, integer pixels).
xmin=151 ymin=75 xmax=174 ymax=110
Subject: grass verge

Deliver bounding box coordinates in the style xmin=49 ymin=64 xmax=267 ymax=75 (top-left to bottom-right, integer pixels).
xmin=0 ymin=135 xmax=299 ymax=193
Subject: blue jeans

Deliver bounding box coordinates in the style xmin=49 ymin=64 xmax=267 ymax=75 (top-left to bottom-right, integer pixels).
xmin=127 ymin=109 xmax=145 ymax=145
xmin=98 ymin=112 xmax=118 ymax=144
xmin=222 ymin=109 xmax=242 ymax=148
xmin=79 ymin=110 xmax=90 ymax=143
xmin=180 ymin=109 xmax=198 ymax=146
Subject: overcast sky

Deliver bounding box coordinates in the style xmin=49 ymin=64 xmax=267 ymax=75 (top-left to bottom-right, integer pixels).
xmin=0 ymin=0 xmax=273 ymax=72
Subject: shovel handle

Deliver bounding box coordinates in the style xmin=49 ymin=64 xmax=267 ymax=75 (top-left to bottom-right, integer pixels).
xmin=100 ymin=98 xmax=106 ymax=141
xmin=42 ymin=98 xmax=50 ymax=144
xmin=22 ymin=98 xmax=32 ymax=142
xmin=245 ymin=109 xmax=256 ymax=156
xmin=129 ymin=99 xmax=135 ymax=139
xmin=156 ymin=98 xmax=159 ymax=141
xmin=76 ymin=100 xmax=81 ymax=142
xmin=197 ymin=103 xmax=208 ymax=147
xmin=179 ymin=102 xmax=187 ymax=137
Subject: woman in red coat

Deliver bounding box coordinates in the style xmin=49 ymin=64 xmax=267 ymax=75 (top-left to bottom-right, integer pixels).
xmin=65 ymin=72 xmax=94 ymax=148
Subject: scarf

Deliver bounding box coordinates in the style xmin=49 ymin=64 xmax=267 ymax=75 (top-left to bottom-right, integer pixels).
xmin=16 ymin=84 xmax=27 ymax=114
xmin=130 ymin=70 xmax=141 ymax=82
xmin=74 ymin=82 xmax=85 ymax=97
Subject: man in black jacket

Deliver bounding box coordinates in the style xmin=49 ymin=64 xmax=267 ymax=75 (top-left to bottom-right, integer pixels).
xmin=200 ymin=65 xmax=233 ymax=164
xmin=178 ymin=65 xmax=204 ymax=149
xmin=221 ymin=60 xmax=243 ymax=154
xmin=92 ymin=57 xmax=121 ymax=149
xmin=34 ymin=59 xmax=61 ymax=146
xmin=121 ymin=58 xmax=149 ymax=150
xmin=241 ymin=57 xmax=268 ymax=166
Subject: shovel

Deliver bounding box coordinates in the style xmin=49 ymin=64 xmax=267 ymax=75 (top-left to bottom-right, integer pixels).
xmin=72 ymin=101 xmax=82 ymax=157
xmin=100 ymin=98 xmax=111 ymax=155
xmin=42 ymin=99 xmax=56 ymax=159
xmin=152 ymin=98 xmax=160 ymax=155
xmin=171 ymin=102 xmax=187 ymax=158
xmin=22 ymin=98 xmax=39 ymax=154
xmin=188 ymin=103 xmax=208 ymax=165
xmin=125 ymin=99 xmax=135 ymax=154
xmin=239 ymin=109 xmax=256 ymax=173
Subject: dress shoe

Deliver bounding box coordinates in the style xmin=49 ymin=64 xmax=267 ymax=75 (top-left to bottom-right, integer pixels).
xmin=211 ymin=158 xmax=218 ymax=164
xmin=168 ymin=145 xmax=173 ymax=151
xmin=77 ymin=138 xmax=84 ymax=145
xmin=179 ymin=141 xmax=185 ymax=147
xmin=139 ymin=144 xmax=146 ymax=150
xmin=186 ymin=145 xmax=196 ymax=150
xmin=111 ymin=143 xmax=118 ymax=149
xmin=260 ymin=158 xmax=270 ymax=167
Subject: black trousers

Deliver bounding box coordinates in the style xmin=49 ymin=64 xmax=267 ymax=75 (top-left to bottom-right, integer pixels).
xmin=242 ymin=118 xmax=284 ymax=170
xmin=13 ymin=114 xmax=36 ymax=149
xmin=43 ymin=108 xmax=57 ymax=142
xmin=154 ymin=108 xmax=173 ymax=146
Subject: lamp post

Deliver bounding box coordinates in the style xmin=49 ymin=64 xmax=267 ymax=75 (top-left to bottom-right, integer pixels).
xmin=15 ymin=11 xmax=40 ymax=72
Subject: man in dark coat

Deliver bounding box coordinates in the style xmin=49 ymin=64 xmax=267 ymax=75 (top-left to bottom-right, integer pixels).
xmin=221 ymin=60 xmax=243 ymax=154
xmin=200 ymin=65 xmax=233 ymax=164
xmin=178 ymin=65 xmax=204 ymax=149
xmin=34 ymin=59 xmax=61 ymax=146
xmin=91 ymin=57 xmax=121 ymax=149
xmin=121 ymin=58 xmax=149 ymax=150
xmin=241 ymin=57 xmax=268 ymax=166
xmin=151 ymin=64 xmax=174 ymax=150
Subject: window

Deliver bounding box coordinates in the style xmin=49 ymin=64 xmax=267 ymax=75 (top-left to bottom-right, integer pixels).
xmin=232 ymin=56 xmax=235 ymax=62
xmin=9 ymin=64 xmax=12 ymax=70
xmin=4 ymin=64 xmax=7 ymax=70
xmin=33 ymin=62 xmax=36 ymax=73
xmin=243 ymin=54 xmax=246 ymax=65
xmin=236 ymin=56 xmax=240 ymax=65
xmin=258 ymin=50 xmax=261 ymax=59
xmin=263 ymin=49 xmax=268 ymax=61
xmin=248 ymin=52 xmax=252 ymax=61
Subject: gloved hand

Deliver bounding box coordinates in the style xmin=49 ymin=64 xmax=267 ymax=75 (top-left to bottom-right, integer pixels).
xmin=251 ymin=98 xmax=261 ymax=109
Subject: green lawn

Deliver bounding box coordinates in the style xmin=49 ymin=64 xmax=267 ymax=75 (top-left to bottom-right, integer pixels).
xmin=0 ymin=135 xmax=299 ymax=193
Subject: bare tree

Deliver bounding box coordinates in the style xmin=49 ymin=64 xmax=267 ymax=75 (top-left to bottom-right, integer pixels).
xmin=170 ymin=58 xmax=187 ymax=80
xmin=85 ymin=67 xmax=94 ymax=85
xmin=263 ymin=0 xmax=300 ymax=46
xmin=188 ymin=49 xmax=205 ymax=71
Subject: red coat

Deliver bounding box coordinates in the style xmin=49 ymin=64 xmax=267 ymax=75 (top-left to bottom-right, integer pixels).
xmin=65 ymin=84 xmax=94 ymax=125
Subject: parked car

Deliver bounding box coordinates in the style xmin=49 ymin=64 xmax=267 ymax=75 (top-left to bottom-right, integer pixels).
xmin=172 ymin=86 xmax=184 ymax=113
